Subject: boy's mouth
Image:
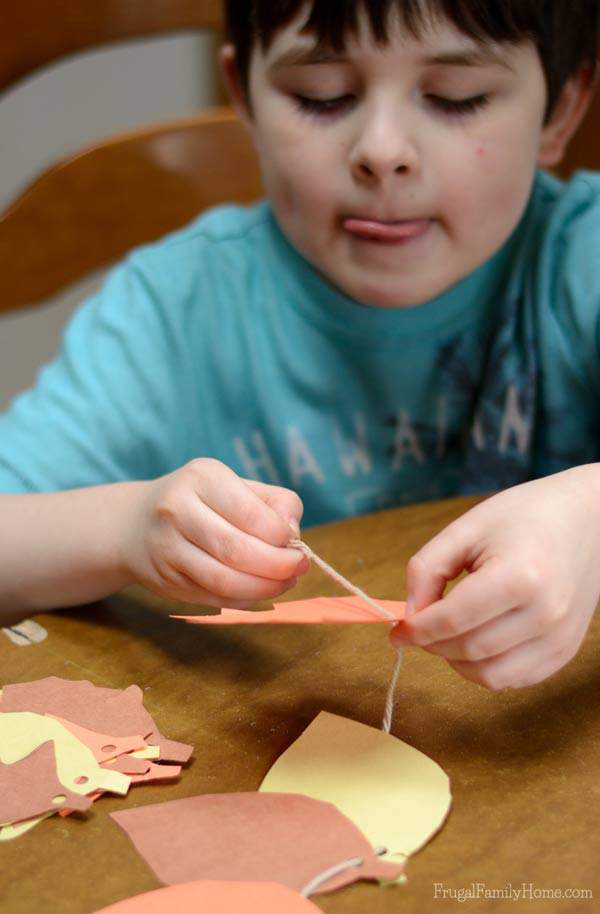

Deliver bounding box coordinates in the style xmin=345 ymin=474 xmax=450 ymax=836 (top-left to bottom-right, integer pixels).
xmin=343 ymin=217 xmax=431 ymax=244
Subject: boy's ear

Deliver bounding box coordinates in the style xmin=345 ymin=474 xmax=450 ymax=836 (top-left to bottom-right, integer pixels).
xmin=219 ymin=44 xmax=253 ymax=129
xmin=538 ymin=67 xmax=595 ymax=167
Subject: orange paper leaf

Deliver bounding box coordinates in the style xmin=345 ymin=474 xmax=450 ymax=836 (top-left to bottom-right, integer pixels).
xmin=172 ymin=595 xmax=405 ymax=626
xmin=91 ymin=880 xmax=321 ymax=913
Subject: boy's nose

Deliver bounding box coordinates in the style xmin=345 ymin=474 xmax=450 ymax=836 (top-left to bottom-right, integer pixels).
xmin=349 ymin=111 xmax=419 ymax=182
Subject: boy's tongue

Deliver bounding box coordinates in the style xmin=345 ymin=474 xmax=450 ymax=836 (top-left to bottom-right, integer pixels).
xmin=344 ymin=217 xmax=429 ymax=241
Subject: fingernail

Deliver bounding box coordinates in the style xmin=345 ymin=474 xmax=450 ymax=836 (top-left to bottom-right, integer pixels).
xmin=288 ymin=518 xmax=300 ymax=538
xmin=405 ymin=598 xmax=415 ymax=618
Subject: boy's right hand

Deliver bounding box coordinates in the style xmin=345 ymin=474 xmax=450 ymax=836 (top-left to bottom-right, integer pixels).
xmin=121 ymin=459 xmax=308 ymax=607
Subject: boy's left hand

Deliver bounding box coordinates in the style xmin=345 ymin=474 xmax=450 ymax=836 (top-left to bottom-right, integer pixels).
xmin=390 ymin=465 xmax=600 ymax=689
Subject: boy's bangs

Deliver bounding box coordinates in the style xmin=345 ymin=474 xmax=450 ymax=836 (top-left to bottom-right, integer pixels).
xmin=255 ymin=0 xmax=541 ymax=55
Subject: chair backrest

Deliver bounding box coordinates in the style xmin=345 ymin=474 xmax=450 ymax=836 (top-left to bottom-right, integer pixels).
xmin=558 ymin=87 xmax=600 ymax=178
xmin=0 ymin=1 xmax=263 ymax=314
xmin=1 ymin=1 xmax=224 ymax=91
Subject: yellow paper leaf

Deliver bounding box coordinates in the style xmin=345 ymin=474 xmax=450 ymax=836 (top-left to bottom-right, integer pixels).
xmin=0 ymin=811 xmax=53 ymax=842
xmin=0 ymin=712 xmax=130 ymax=797
xmin=260 ymin=711 xmax=451 ymax=858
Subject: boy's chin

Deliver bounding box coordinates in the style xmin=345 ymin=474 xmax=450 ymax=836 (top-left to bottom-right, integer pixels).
xmin=345 ymin=278 xmax=446 ymax=309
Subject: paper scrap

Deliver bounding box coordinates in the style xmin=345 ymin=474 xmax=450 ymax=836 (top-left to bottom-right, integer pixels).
xmin=0 ymin=678 xmax=192 ymax=764
xmin=0 ymin=741 xmax=92 ymax=825
xmin=91 ymin=881 xmax=321 ymax=913
xmin=172 ymin=595 xmax=406 ymax=625
xmin=111 ymin=792 xmax=403 ymax=894
xmin=260 ymin=711 xmax=451 ymax=859
xmin=101 ymin=758 xmax=181 ymax=783
xmin=0 ymin=712 xmax=130 ymax=797
xmin=129 ymin=746 xmax=160 ymax=760
xmin=0 ymin=811 xmax=54 ymax=842
xmin=101 ymin=755 xmax=152 ymax=775
xmin=2 ymin=619 xmax=48 ymax=646
xmin=47 ymin=716 xmax=146 ymax=762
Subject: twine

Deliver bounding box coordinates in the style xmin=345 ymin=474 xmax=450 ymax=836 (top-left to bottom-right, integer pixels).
xmin=300 ymin=846 xmax=389 ymax=896
xmin=289 ymin=539 xmax=402 ymax=734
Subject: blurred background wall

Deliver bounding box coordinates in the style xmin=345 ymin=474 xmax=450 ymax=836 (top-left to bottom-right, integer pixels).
xmin=0 ymin=33 xmax=218 ymax=409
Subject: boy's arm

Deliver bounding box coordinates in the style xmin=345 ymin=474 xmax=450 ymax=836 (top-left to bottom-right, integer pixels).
xmin=0 ymin=483 xmax=140 ymax=620
xmin=0 ymin=461 xmax=306 ymax=624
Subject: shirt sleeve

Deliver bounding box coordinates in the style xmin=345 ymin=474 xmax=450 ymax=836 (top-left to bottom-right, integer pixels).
xmin=550 ymin=171 xmax=600 ymax=393
xmin=0 ymin=253 xmax=192 ymax=493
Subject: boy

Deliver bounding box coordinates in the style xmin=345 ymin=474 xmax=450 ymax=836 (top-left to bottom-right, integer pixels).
xmin=1 ymin=0 xmax=599 ymax=692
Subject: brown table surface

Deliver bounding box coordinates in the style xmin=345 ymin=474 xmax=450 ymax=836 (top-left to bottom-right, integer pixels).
xmin=1 ymin=494 xmax=599 ymax=914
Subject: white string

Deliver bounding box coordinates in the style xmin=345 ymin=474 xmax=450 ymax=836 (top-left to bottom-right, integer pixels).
xmin=289 ymin=539 xmax=402 ymax=734
xmin=300 ymin=846 xmax=390 ymax=896
xmin=300 ymin=855 xmax=364 ymax=896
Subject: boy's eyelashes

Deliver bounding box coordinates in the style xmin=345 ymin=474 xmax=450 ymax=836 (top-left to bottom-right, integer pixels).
xmin=292 ymin=92 xmax=490 ymax=118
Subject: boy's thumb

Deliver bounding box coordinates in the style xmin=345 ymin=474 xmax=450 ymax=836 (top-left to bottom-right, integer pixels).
xmin=405 ymin=518 xmax=476 ymax=617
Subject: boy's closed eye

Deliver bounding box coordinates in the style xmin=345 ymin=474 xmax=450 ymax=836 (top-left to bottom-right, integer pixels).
xmin=292 ymin=92 xmax=491 ymax=118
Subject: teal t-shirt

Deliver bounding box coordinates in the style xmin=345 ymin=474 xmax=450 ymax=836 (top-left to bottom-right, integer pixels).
xmin=1 ymin=169 xmax=600 ymax=526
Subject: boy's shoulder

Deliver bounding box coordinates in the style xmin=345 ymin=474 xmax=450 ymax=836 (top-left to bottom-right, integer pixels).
xmin=129 ymin=199 xmax=272 ymax=274
xmin=533 ymin=168 xmax=600 ymax=248
xmin=528 ymin=170 xmax=600 ymax=386
xmin=110 ymin=199 xmax=278 ymax=318
xmin=532 ymin=169 xmax=600 ymax=290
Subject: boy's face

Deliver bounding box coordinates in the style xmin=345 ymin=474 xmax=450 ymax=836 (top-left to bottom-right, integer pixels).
xmin=224 ymin=7 xmax=583 ymax=308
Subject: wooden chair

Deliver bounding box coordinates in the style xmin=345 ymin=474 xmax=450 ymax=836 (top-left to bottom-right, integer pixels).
xmin=0 ymin=1 xmax=262 ymax=314
xmin=559 ymin=90 xmax=600 ymax=178
xmin=1 ymin=4 xmax=599 ymax=315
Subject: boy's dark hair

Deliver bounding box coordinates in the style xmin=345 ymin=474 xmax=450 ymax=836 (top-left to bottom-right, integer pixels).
xmin=225 ymin=0 xmax=599 ymax=118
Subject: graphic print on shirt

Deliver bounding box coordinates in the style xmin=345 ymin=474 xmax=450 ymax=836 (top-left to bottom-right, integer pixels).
xmin=441 ymin=294 xmax=537 ymax=493
xmin=232 ymin=296 xmax=539 ymax=522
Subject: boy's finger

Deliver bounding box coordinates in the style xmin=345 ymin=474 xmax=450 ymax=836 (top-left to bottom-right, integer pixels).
xmin=190 ymin=461 xmax=299 ymax=547
xmin=175 ymin=537 xmax=299 ymax=602
xmin=244 ymin=479 xmax=304 ymax=534
xmin=406 ymin=514 xmax=481 ymax=616
xmin=179 ymin=500 xmax=309 ymax=581
xmin=391 ymin=556 xmax=518 ymax=647
xmin=447 ymin=638 xmax=560 ymax=691
xmin=418 ymin=603 xmax=543 ymax=662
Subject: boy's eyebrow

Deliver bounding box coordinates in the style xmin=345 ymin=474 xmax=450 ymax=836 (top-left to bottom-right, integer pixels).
xmin=269 ymin=44 xmax=515 ymax=72
xmin=269 ymin=46 xmax=346 ymax=69
xmin=425 ymin=48 xmax=515 ymax=71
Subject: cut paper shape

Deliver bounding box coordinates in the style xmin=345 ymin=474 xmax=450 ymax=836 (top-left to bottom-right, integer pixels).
xmin=0 ymin=678 xmax=192 ymax=764
xmin=111 ymin=792 xmax=403 ymax=894
xmin=0 ymin=712 xmax=130 ymax=797
xmin=172 ymin=595 xmax=406 ymax=625
xmin=2 ymin=619 xmax=48 ymax=646
xmin=129 ymin=746 xmax=160 ymax=760
xmin=126 ymin=761 xmax=181 ymax=785
xmin=91 ymin=881 xmax=321 ymax=914
xmin=59 ymin=760 xmax=180 ymax=817
xmin=0 ymin=811 xmax=54 ymax=842
xmin=260 ymin=711 xmax=451 ymax=859
xmin=0 ymin=741 xmax=92 ymax=825
xmin=58 ymin=761 xmax=181 ymax=818
xmin=47 ymin=715 xmax=146 ymax=762
xmin=101 ymin=755 xmax=152 ymax=775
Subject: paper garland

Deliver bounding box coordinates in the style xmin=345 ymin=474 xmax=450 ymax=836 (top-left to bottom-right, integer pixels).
xmin=260 ymin=711 xmax=452 ymax=858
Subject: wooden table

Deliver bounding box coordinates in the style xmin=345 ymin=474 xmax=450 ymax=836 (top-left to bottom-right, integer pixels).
xmin=2 ymin=495 xmax=599 ymax=914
